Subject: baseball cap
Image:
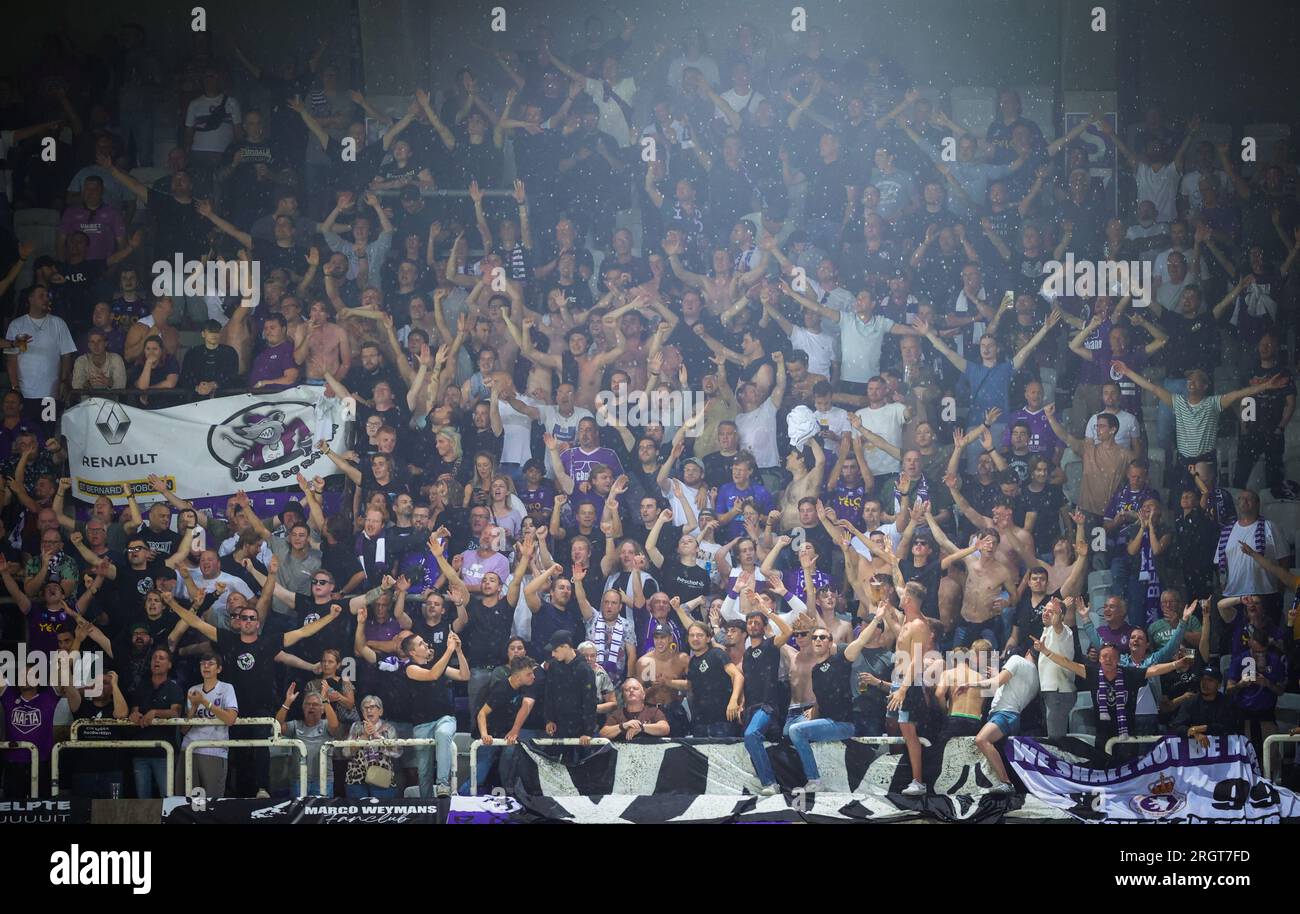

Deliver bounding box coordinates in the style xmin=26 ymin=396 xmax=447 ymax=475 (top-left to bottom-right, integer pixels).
xmin=544 ymin=630 xmax=575 ymax=652
xmin=1200 ymin=664 xmax=1223 ymax=681
xmin=682 ymin=457 xmax=705 ymax=472
xmin=399 ymin=185 xmax=422 ymax=202
xmin=651 ymin=623 xmax=674 ymax=638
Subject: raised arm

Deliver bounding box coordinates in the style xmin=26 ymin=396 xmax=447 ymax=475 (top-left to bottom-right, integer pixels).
xmin=914 ymin=318 xmax=966 ymax=372
xmin=1110 ymin=360 xmax=1172 ymax=407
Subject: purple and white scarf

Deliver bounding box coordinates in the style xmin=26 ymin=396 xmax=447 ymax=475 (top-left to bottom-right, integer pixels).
xmin=1215 ymin=519 xmax=1266 ymax=574
xmin=1096 ymin=671 xmax=1130 ymax=736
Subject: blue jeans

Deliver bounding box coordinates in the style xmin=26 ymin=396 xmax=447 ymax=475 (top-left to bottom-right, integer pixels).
xmin=743 ymin=709 xmax=777 ymax=787
xmin=1110 ymin=551 xmax=1148 ymax=627
xmin=951 ymin=616 xmax=1008 ymax=652
xmin=133 ymin=756 xmax=170 ymax=798
xmin=465 ymin=728 xmax=539 ymax=794
xmin=1155 ymin=378 xmax=1188 ymax=453
xmin=787 ymin=718 xmax=856 ymax=781
xmin=413 ymin=715 xmax=457 ymax=796
xmin=346 ymin=783 xmax=398 ymax=799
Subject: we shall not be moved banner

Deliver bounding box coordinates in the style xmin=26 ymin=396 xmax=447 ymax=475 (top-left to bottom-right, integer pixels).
xmin=62 ymin=386 xmax=351 ymax=505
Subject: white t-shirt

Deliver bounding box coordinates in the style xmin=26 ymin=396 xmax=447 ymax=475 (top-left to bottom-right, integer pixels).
xmin=537 ymin=405 xmax=593 ymax=449
xmin=174 ymin=572 xmax=255 ymax=617
xmin=5 ymin=314 xmax=78 ymax=399
xmin=839 ymin=313 xmax=896 ymax=384
xmin=812 ymin=406 xmax=852 ymax=456
xmin=789 ymin=325 xmax=837 ymax=377
xmin=850 ymin=522 xmax=902 ymax=556
xmin=735 ymin=398 xmax=779 ymax=469
xmin=498 ymin=395 xmax=541 ymax=465
xmin=717 ymin=88 xmax=766 ymax=123
xmin=1155 ymin=246 xmax=1208 ymax=283
xmin=185 ymin=94 xmax=241 ymax=154
xmin=1135 ymin=162 xmax=1181 ymax=224
xmin=1084 ymin=409 xmax=1140 ymax=449
xmin=1037 ymin=624 xmax=1077 ymax=693
xmin=664 ymin=480 xmax=703 ymax=529
xmin=991 ymin=654 xmax=1040 ymax=714
xmin=1178 ymin=168 xmax=1229 ymax=214
xmin=585 ymin=77 xmax=636 ymax=148
xmin=182 ymin=680 xmax=238 ymax=758
xmin=855 ymin=402 xmax=907 ymax=475
xmin=1220 ymin=519 xmax=1283 ymax=597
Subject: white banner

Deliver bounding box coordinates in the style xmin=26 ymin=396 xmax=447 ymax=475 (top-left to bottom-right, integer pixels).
xmin=62 ymin=387 xmax=351 ymax=504
xmin=1008 ymin=735 xmax=1300 ymax=823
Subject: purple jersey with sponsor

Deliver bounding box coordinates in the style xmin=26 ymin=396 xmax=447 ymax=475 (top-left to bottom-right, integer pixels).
xmin=2 ymin=688 xmax=61 ymax=760
xmin=1001 ymin=408 xmax=1062 ymax=454
xmin=27 ymin=606 xmax=71 ymax=655
xmin=561 ymin=446 xmax=623 ymax=486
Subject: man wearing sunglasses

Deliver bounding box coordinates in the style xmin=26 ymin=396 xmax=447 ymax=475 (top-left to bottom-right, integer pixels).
xmin=784 ymin=622 xmax=873 ymax=793
xmin=166 ymin=579 xmax=343 ymax=797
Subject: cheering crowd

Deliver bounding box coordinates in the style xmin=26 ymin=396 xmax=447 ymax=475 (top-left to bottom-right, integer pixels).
xmin=1 ymin=13 xmax=1299 ymax=801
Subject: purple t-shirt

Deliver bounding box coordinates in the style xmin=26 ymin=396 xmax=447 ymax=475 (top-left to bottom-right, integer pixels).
xmin=1097 ymin=623 xmax=1132 ymax=652
xmin=561 ymin=446 xmax=624 ymax=486
xmin=249 ymin=340 xmax=297 ymax=389
xmin=58 ymin=204 xmax=125 ymax=261
xmin=1077 ymin=318 xmax=1113 ymax=385
xmin=27 ymin=606 xmax=71 ymax=655
xmin=1001 ymin=408 xmax=1062 ymax=454
xmin=456 ymin=549 xmax=511 ymax=589
xmin=2 ymin=688 xmax=62 ymax=760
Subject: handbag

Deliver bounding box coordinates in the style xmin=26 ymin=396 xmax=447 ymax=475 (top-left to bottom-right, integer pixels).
xmin=364 ymin=763 xmax=394 ymax=789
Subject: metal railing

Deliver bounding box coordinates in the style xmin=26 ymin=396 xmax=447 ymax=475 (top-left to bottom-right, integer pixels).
xmin=0 ymin=741 xmax=39 ymax=797
xmin=323 ymin=738 xmax=459 ymax=796
xmin=1262 ymin=733 xmax=1300 ymax=783
xmin=468 ymin=737 xmax=612 ymax=795
xmin=185 ymin=739 xmax=308 ymax=797
xmin=69 ymin=716 xmax=283 ymax=740
xmin=852 ymin=737 xmax=932 ymax=748
xmin=1104 ymin=735 xmax=1163 ymax=756
xmin=51 ymin=740 xmax=176 ymax=796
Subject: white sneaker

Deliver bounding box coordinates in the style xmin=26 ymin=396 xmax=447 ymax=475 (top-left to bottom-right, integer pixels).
xmin=255 ymin=789 xmax=270 ymax=799
xmin=803 ymin=779 xmax=824 ymax=793
xmin=757 ymin=783 xmax=779 ymax=797
xmin=901 ymin=780 xmax=926 ymax=797
xmin=435 ymin=784 xmax=452 ymax=798
xmin=989 ymin=781 xmax=1015 ymax=795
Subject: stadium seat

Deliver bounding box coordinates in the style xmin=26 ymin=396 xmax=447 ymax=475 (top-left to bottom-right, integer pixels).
xmin=948 ymin=86 xmax=997 ymax=138
xmin=14 ymin=207 xmax=60 ymax=230
xmin=1069 ymin=693 xmax=1095 ymax=736
xmin=1012 ymin=85 xmax=1057 ymax=141
xmin=1276 ymin=693 xmax=1300 ymax=730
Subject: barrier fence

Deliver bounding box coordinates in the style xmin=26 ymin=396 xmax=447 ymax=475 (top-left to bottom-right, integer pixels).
xmin=322 ymin=738 xmax=461 ymax=795
xmin=51 ymin=740 xmax=176 ymax=796
xmin=185 ymin=739 xmax=308 ymax=797
xmin=1262 ymin=734 xmax=1300 ymax=782
xmin=1 ymin=741 xmax=39 ymax=797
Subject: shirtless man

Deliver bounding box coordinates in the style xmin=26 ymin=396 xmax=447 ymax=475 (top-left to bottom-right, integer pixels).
xmin=778 ymin=439 xmax=826 ymax=530
xmin=934 ymin=637 xmax=993 ymax=747
xmin=781 ymin=610 xmax=822 ymax=727
xmin=929 ymin=525 xmax=1021 ymax=651
xmin=124 ymin=296 xmax=181 ymax=363
xmin=946 ymin=470 xmax=1037 ymax=574
xmin=886 ymin=581 xmax=931 ymax=796
xmin=636 ymin=623 xmax=689 ymax=708
xmin=519 ymin=312 xmax=627 ymax=410
xmin=296 ymin=300 xmax=352 ymax=382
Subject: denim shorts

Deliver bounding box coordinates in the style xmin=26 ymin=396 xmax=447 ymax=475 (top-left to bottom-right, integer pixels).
xmin=986 ymin=710 xmax=1021 ymax=736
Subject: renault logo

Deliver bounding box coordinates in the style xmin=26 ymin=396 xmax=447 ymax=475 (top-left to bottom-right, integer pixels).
xmin=95 ymin=401 xmax=130 ymax=445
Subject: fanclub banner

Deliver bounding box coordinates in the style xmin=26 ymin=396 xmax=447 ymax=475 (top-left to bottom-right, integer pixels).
xmin=62 ymin=386 xmax=350 ymax=504
xmin=505 ymin=737 xmax=1073 ymax=824
xmin=162 ymin=797 xmax=443 ymax=824
xmin=1008 ymin=735 xmax=1300 ymax=823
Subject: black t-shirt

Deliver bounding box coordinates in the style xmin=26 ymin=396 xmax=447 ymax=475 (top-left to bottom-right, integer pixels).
xmin=1017 ymin=484 xmax=1065 ymax=554
xmin=804 ymin=156 xmax=862 ymax=223
xmin=406 ymin=658 xmax=457 ymax=722
xmin=657 ymin=558 xmax=710 ymax=605
xmin=741 ymin=637 xmax=782 ymax=710
xmin=462 ymin=597 xmax=514 ymax=668
xmin=134 ymin=524 xmax=180 ymax=559
xmin=180 ymin=343 xmax=241 ymax=390
xmin=129 ymin=677 xmax=185 ymax=749
xmin=1014 ymin=593 xmax=1052 ymax=643
xmin=54 ymin=259 xmax=105 ymax=327
xmin=483 ymin=676 xmax=528 ymax=737
xmin=216 ymin=629 xmax=287 ymax=714
xmin=810 ymin=651 xmax=855 ymax=723
xmin=70 ymin=700 xmax=128 ymax=772
xmin=1241 ymin=361 xmax=1296 ymax=431
xmin=1158 ymin=310 xmax=1221 ymax=377
xmin=687 ymin=647 xmax=734 ymax=725
xmin=289 ymin=594 xmax=350 ymax=665
xmin=113 ymin=562 xmax=160 ymax=618
xmin=899 ymin=557 xmax=942 ymax=621
xmin=146 ymin=189 xmax=210 ymax=261
xmin=703 ymin=451 xmax=739 ymax=490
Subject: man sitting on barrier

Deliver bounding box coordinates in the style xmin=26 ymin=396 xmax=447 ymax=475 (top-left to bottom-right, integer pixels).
xmin=740 ymin=605 xmax=793 ymax=796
